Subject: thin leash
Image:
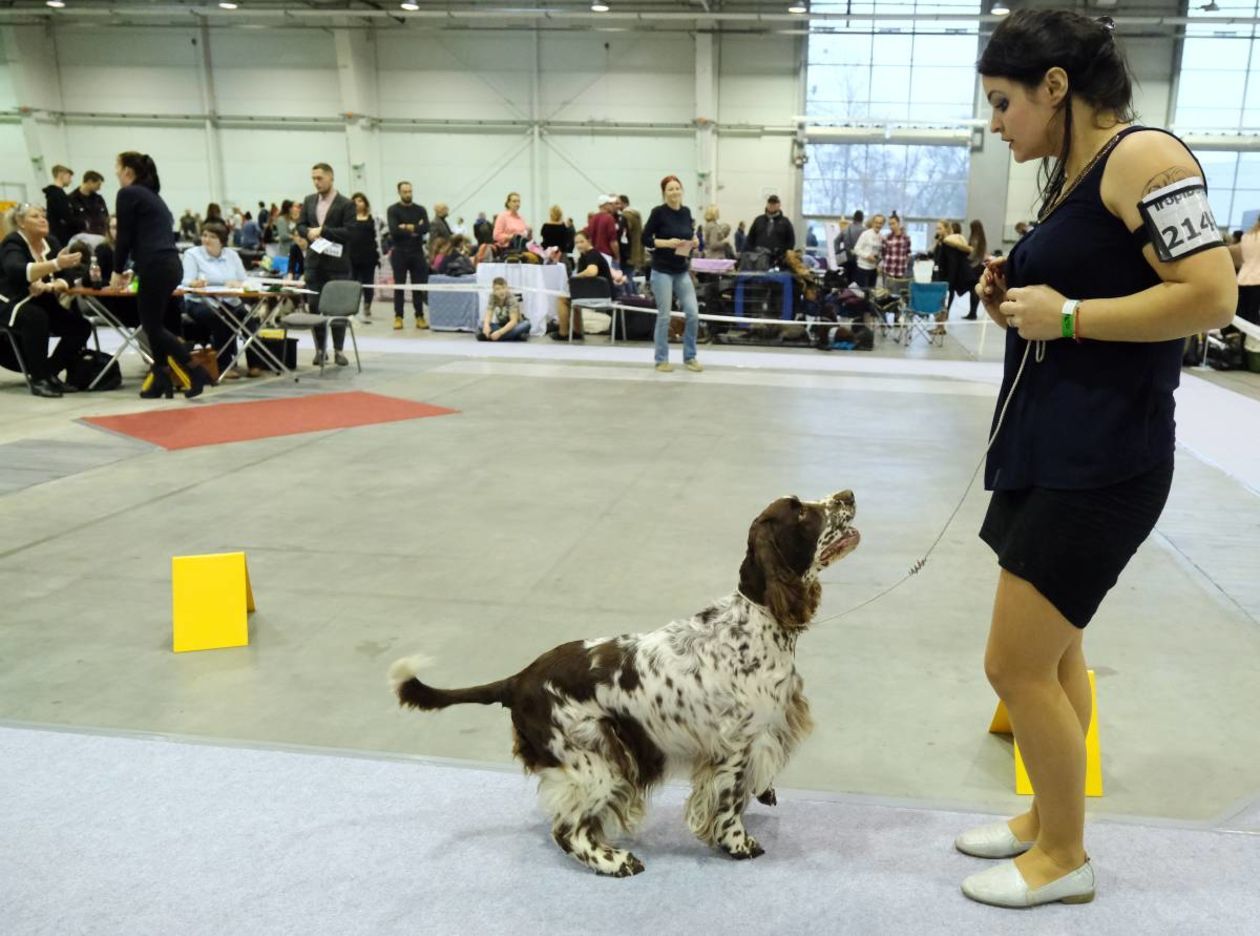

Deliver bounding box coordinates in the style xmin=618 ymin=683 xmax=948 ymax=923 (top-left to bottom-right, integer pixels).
xmin=813 ymin=339 xmax=1034 ymax=626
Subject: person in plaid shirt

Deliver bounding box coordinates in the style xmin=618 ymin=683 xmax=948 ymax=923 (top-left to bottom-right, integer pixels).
xmin=880 ymin=215 xmax=912 ymax=291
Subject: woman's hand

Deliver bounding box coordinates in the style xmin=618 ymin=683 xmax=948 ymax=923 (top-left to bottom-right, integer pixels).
xmin=51 ymin=279 xmax=69 ymax=295
xmin=976 ymin=257 xmax=1008 ymax=317
xmin=29 ymin=280 xmax=51 ymax=297
xmin=190 ymin=278 xmax=209 ymax=289
xmin=54 ymin=247 xmax=77 ymax=271
xmin=109 ymin=272 xmax=128 ymax=290
xmin=999 ymin=284 xmax=1068 ymax=341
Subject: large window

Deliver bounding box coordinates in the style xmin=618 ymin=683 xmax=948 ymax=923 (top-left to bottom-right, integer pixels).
xmin=1174 ymin=3 xmax=1260 ymax=226
xmin=803 ymin=0 xmax=981 ymax=219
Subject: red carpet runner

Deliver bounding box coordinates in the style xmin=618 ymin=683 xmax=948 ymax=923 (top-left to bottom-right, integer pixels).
xmin=82 ymin=391 xmax=457 ymax=451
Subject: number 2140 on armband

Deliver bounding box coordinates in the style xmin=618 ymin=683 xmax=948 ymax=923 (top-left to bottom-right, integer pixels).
xmin=1138 ymin=177 xmax=1225 ymax=263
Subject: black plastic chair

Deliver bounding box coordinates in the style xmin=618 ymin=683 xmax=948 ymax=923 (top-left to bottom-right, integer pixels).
xmin=279 ymin=279 xmax=363 ymax=376
xmin=567 ymin=275 xmax=614 ymax=341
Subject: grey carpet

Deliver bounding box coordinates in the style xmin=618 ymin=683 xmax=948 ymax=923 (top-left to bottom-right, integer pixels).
xmin=1 ymin=724 xmax=1256 ymax=936
xmin=0 ymin=437 xmax=152 ymax=495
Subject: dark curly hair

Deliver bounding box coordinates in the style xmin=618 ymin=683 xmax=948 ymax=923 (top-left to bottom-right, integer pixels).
xmin=978 ymin=11 xmax=1136 ymax=219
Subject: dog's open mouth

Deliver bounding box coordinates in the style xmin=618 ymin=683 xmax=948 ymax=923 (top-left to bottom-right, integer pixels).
xmin=820 ymin=528 xmax=860 ymax=564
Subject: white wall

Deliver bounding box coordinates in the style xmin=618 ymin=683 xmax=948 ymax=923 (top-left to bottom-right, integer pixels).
xmin=0 ymin=22 xmax=807 ymax=238
xmin=717 ymin=35 xmax=800 ymax=233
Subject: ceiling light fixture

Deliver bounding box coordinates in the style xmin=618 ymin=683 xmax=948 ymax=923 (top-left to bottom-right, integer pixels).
xmin=788 ymin=3 xmax=809 ymax=13
xmin=400 ymin=1 xmax=420 ymax=10
xmin=991 ymin=1 xmax=1010 ymax=15
xmin=46 ymin=0 xmax=66 ymax=8
xmin=219 ymin=1 xmax=239 ymax=10
xmin=591 ymin=2 xmax=611 ymax=12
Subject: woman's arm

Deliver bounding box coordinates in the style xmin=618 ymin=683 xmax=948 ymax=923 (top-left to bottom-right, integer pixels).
xmin=1101 ymin=132 xmax=1237 ymax=337
xmin=1002 ymin=132 xmax=1237 ymax=343
xmin=180 ymin=250 xmax=202 ymax=287
xmin=493 ymin=212 xmax=509 ymax=247
xmin=114 ymin=188 xmax=135 ymax=271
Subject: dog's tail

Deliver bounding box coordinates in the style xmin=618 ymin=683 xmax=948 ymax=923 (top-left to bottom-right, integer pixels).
xmin=389 ymin=656 xmax=514 ymax=712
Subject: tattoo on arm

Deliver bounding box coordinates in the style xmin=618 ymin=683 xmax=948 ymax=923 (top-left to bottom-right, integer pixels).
xmin=1142 ymin=166 xmax=1195 ymax=195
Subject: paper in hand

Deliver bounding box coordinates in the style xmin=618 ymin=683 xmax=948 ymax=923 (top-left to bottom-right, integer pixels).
xmin=673 ymin=240 xmax=693 ymax=257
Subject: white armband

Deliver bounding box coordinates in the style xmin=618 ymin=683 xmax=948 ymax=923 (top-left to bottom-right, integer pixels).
xmin=1137 ymin=177 xmax=1225 ymax=262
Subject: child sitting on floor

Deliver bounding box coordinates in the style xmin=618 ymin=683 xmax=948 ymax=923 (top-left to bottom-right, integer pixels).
xmin=478 ymin=277 xmax=531 ymax=342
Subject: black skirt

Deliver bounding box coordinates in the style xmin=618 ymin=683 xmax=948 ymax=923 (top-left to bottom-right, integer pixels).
xmin=980 ymin=457 xmax=1174 ymax=628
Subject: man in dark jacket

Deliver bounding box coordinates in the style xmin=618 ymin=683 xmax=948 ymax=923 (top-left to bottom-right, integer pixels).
xmin=43 ymin=165 xmax=76 ymax=247
xmin=297 ymin=162 xmax=356 ymax=366
xmin=386 ymin=181 xmax=430 ymax=329
xmin=69 ymin=170 xmax=110 ymax=236
xmin=744 ymin=195 xmax=796 ymax=263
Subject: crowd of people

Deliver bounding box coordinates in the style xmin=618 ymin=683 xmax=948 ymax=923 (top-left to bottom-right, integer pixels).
xmin=4 ymin=136 xmax=1248 ymax=399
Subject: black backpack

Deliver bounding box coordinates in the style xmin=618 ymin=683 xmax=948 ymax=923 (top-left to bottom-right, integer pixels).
xmin=737 ymin=248 xmax=772 ymax=272
xmin=443 ymin=254 xmax=475 ymax=277
xmin=65 ymin=349 xmax=122 ymax=391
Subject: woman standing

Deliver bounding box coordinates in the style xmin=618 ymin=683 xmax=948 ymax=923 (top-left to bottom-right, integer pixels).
xmin=958 ymin=11 xmax=1235 ymax=909
xmin=112 ymin=151 xmax=210 ymax=399
xmin=492 ymin=192 xmax=531 ymax=251
xmin=641 ymin=175 xmax=701 ymax=373
xmin=1234 ymin=216 xmax=1260 ymax=325
xmin=853 ymin=214 xmax=885 ymax=289
xmin=347 ymin=192 xmax=380 ymax=322
xmin=962 ymin=220 xmax=988 ymax=319
xmin=540 ymin=205 xmax=573 ymax=255
xmin=702 ymin=205 xmax=733 ymax=259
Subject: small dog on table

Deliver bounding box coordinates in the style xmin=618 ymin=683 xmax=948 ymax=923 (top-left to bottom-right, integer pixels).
xmin=390 ymin=490 xmax=860 ymax=877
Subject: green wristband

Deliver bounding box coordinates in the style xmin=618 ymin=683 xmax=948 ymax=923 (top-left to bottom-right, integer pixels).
xmin=1060 ymin=299 xmax=1080 ymax=339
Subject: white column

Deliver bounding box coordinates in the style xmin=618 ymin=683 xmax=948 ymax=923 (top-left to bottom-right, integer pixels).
xmin=965 ymin=66 xmax=1008 ymax=246
xmin=530 ymin=28 xmax=544 ymax=221
xmin=694 ymin=31 xmax=719 ymax=209
xmin=3 ymin=24 xmax=70 ymax=199
xmin=334 ymin=27 xmax=383 ymax=211
xmin=194 ymin=20 xmax=226 ymax=206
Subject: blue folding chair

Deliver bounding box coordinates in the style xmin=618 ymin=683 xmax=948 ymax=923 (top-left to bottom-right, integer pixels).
xmin=905 ymin=281 xmax=949 ymax=347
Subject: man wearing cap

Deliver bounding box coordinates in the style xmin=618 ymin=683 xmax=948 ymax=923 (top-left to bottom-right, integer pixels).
xmin=745 ymin=195 xmax=796 ymax=264
xmin=585 ymin=195 xmax=620 ymax=265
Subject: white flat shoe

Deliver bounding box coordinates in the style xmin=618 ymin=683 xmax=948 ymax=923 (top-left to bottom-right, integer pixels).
xmin=961 ymin=858 xmax=1095 ymax=908
xmin=955 ymin=820 xmax=1034 ymax=859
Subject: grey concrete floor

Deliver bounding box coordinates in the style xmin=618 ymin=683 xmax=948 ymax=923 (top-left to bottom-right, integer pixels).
xmin=1 ymin=326 xmax=1258 ymax=831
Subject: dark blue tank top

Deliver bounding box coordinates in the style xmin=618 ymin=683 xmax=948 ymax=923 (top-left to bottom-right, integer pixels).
xmin=986 ymin=126 xmax=1189 ymax=492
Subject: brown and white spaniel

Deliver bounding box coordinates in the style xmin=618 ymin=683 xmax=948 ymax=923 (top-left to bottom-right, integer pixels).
xmin=390 ymin=490 xmax=859 ymax=877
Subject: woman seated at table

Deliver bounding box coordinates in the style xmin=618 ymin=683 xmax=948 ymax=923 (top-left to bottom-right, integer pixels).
xmin=181 ymin=221 xmax=262 ymax=379
xmin=0 ymin=203 xmax=92 ymax=397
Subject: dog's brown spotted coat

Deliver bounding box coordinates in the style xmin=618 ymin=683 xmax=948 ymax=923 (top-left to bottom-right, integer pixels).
xmin=391 ymin=490 xmax=859 ymax=877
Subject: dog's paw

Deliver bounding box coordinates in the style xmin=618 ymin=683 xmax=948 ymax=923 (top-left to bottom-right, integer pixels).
xmin=756 ymin=787 xmax=777 ymax=807
xmin=723 ymin=836 xmax=765 ymax=861
xmin=598 ymin=853 xmax=646 ymax=878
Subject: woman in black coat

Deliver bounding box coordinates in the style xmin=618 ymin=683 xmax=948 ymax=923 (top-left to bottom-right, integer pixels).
xmin=347 ymin=192 xmax=380 ymax=320
xmin=111 ymin=151 xmax=210 ymax=399
xmin=0 ymin=203 xmax=93 ymax=397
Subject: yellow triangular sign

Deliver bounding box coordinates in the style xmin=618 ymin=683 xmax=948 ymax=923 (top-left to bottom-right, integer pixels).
xmin=172 ymin=552 xmax=255 ymax=653
xmin=989 ymin=670 xmax=1103 ymax=797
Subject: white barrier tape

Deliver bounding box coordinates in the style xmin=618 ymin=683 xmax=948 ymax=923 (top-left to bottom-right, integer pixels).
xmin=607 ymin=302 xmax=990 ymax=328
xmin=362 ymin=282 xmax=568 ymax=297
xmin=1232 ymin=315 xmax=1260 ymax=342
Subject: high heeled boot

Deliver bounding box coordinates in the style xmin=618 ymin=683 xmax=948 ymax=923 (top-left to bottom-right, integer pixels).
xmin=166 ymin=356 xmax=211 ymax=399
xmin=138 ymin=365 xmax=174 ymax=399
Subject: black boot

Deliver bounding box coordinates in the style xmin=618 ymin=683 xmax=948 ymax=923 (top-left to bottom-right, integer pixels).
xmin=29 ymin=377 xmax=63 ymax=398
xmin=139 ymin=365 xmax=174 ymax=399
xmin=167 ymin=356 xmax=211 ymax=399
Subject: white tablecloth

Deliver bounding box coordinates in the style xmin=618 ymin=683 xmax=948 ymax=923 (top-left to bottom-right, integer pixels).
xmin=476 ymin=263 xmax=569 ymax=335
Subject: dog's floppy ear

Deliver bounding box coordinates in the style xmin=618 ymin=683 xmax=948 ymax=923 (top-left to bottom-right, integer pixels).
xmin=740 ymin=517 xmax=821 ymax=632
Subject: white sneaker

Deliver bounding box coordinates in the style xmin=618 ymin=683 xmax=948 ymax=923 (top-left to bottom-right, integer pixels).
xmin=954 ymin=821 xmax=1033 ymax=859
xmin=962 ymin=859 xmax=1095 ymax=908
